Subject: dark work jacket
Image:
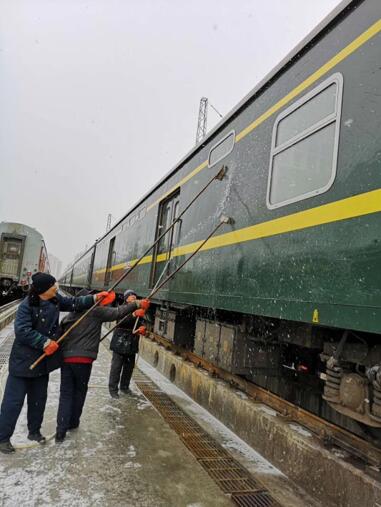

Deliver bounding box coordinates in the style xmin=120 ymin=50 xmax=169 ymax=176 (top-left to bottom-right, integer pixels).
xmin=110 ymin=305 xmax=143 ymax=356
xmin=10 ymin=293 xmax=94 ymax=378
xmin=60 ymin=302 xmax=138 ymax=360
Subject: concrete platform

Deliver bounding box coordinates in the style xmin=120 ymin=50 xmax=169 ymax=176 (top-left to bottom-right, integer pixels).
xmin=0 ymin=330 xmax=316 ymax=507
xmin=139 ymin=336 xmax=381 ymax=507
xmin=0 ymin=343 xmax=231 ymax=507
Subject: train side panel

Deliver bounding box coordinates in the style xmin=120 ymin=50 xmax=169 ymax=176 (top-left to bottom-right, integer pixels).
xmin=82 ymin=0 xmax=381 ymax=334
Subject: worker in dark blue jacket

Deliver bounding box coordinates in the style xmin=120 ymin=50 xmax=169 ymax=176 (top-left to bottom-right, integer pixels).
xmin=0 ymin=272 xmax=114 ymax=454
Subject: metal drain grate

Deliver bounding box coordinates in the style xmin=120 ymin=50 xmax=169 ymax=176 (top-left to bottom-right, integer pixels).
xmin=217 ymin=478 xmax=263 ymax=494
xmin=136 ymin=378 xmax=283 ymax=507
xmin=199 ymin=458 xmax=247 ymax=471
xmin=205 ymin=468 xmax=249 ymax=481
xmin=232 ymin=491 xmax=281 ymax=507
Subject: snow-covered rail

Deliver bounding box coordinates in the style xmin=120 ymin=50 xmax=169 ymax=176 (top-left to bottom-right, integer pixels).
xmin=0 ymin=300 xmax=20 ymax=332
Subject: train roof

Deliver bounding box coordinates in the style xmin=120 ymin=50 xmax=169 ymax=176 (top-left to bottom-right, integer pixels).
xmin=63 ymin=0 xmax=357 ymax=274
xmin=0 ymin=221 xmax=44 ymax=239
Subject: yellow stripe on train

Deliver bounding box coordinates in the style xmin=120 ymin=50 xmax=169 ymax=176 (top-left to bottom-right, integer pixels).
xmin=95 ymin=188 xmax=381 ymax=276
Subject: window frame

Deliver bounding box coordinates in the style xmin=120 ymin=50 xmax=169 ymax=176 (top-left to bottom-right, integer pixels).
xmin=208 ymin=130 xmax=236 ymax=168
xmin=266 ymin=72 xmax=343 ymax=210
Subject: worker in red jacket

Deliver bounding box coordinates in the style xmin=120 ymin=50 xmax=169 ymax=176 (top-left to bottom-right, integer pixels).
xmin=56 ymin=289 xmax=149 ymax=442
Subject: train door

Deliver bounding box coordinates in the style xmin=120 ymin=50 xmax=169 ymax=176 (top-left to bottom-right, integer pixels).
xmin=87 ymin=246 xmax=96 ymax=288
xmin=150 ymin=191 xmax=181 ymax=289
xmin=0 ymin=235 xmax=25 ymax=278
xmin=105 ymin=237 xmax=116 ymax=287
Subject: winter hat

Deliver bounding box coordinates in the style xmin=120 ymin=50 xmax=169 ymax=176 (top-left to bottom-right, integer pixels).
xmin=32 ymin=272 xmax=56 ymax=295
xmin=124 ymin=289 xmax=137 ymax=299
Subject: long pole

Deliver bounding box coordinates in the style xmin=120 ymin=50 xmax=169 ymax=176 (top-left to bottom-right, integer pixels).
xmin=112 ymin=164 xmax=226 ymax=290
xmin=30 ymin=167 xmax=227 ymax=370
xmin=99 ymin=216 xmax=232 ymax=343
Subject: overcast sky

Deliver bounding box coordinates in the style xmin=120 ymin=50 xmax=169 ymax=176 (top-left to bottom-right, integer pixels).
xmin=0 ymin=0 xmax=341 ymax=269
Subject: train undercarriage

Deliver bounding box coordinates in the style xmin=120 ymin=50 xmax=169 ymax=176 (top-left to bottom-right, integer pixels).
xmin=148 ymin=301 xmax=381 ymax=444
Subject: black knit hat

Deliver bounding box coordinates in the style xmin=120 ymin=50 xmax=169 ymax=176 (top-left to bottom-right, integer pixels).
xmin=124 ymin=289 xmax=137 ymax=299
xmin=32 ymin=272 xmax=56 ymax=295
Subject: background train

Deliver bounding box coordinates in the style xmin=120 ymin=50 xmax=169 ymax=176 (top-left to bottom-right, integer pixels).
xmin=0 ymin=222 xmax=50 ymax=301
xmin=61 ymin=0 xmax=381 ymax=439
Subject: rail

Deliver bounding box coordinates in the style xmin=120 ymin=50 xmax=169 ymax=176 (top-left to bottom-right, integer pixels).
xmin=147 ymin=330 xmax=381 ymax=468
xmin=0 ymin=300 xmax=21 ymax=332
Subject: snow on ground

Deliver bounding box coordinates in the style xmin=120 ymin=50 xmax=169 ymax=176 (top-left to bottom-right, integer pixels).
xmin=0 ymin=322 xmax=14 ymax=347
xmin=0 ymin=344 xmax=232 ymax=507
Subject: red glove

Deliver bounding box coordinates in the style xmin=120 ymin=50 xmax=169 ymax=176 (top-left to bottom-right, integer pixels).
xmin=44 ymin=341 xmax=59 ymax=356
xmin=96 ymin=291 xmax=116 ymax=306
xmin=137 ymin=326 xmax=146 ymax=336
xmin=139 ymin=299 xmax=150 ymax=311
xmin=133 ymin=309 xmax=146 ymax=318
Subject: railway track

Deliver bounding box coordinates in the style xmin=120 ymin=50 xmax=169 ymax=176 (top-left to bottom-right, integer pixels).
xmin=147 ymin=330 xmax=381 ymax=469
xmin=0 ymin=299 xmax=20 ymax=333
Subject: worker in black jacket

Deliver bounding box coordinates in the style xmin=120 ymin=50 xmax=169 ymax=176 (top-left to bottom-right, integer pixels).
xmin=108 ymin=289 xmax=148 ymax=398
xmin=55 ymin=289 xmax=149 ymax=442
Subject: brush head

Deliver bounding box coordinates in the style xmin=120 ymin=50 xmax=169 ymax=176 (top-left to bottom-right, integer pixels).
xmin=220 ymin=215 xmax=234 ymax=225
xmin=214 ymin=165 xmax=228 ymax=181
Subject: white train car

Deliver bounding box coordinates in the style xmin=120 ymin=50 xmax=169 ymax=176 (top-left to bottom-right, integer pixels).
xmin=0 ymin=222 xmax=50 ymax=298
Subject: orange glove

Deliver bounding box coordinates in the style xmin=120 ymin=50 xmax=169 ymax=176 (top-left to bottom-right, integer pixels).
xmin=133 ymin=309 xmax=146 ymax=318
xmin=96 ymin=291 xmax=116 ymax=306
xmin=137 ymin=326 xmax=146 ymax=336
xmin=139 ymin=299 xmax=150 ymax=311
xmin=44 ymin=340 xmax=59 ymax=356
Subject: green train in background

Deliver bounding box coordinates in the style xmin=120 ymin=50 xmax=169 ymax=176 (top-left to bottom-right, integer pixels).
xmin=61 ymin=0 xmax=381 ymax=439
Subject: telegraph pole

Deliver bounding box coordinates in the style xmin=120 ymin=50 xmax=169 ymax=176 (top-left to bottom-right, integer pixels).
xmin=195 ymin=97 xmax=208 ymax=145
xmin=195 ymin=97 xmax=223 ymax=145
xmin=106 ymin=214 xmax=112 ymax=232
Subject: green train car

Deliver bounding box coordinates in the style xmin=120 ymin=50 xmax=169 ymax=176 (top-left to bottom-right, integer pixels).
xmin=61 ymin=0 xmax=381 ymax=437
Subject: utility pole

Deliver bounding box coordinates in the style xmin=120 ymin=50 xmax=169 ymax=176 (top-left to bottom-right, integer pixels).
xmin=195 ymin=97 xmax=223 ymax=145
xmin=195 ymin=97 xmax=208 ymax=145
xmin=106 ymin=214 xmax=112 ymax=232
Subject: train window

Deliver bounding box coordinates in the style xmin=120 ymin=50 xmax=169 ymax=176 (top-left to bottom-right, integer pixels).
xmin=208 ymin=130 xmax=235 ymax=168
xmin=267 ymin=73 xmax=343 ymax=209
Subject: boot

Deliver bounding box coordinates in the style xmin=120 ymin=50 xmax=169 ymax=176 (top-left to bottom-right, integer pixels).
xmin=28 ymin=431 xmax=46 ymax=444
xmin=55 ymin=431 xmax=66 ymax=443
xmin=109 ymin=391 xmax=119 ymax=399
xmin=0 ymin=440 xmax=15 ymax=454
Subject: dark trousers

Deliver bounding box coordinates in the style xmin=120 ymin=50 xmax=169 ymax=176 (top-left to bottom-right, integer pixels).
xmin=109 ymin=352 xmax=135 ymax=393
xmin=56 ymin=363 xmax=92 ymax=433
xmin=0 ymin=374 xmax=49 ymax=442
